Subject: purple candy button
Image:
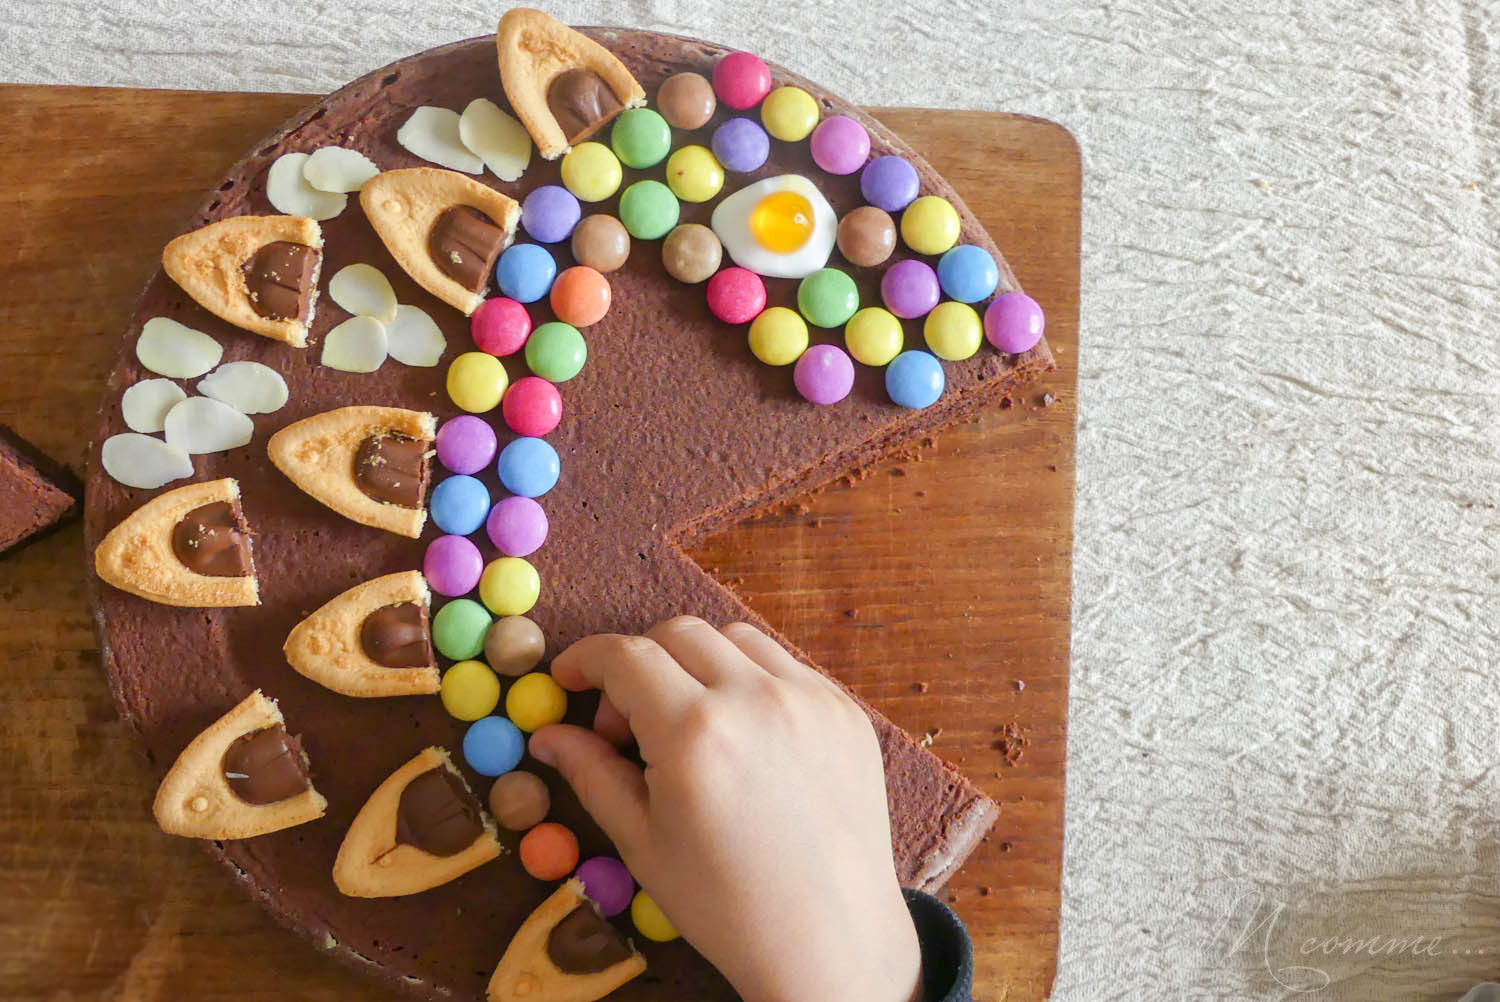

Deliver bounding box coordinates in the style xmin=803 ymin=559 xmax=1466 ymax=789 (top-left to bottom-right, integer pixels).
xmin=575 ymin=857 xmax=635 ymax=917
xmin=860 ymin=156 xmax=919 ymax=212
xmin=794 ymin=344 xmax=855 ymax=406
xmin=486 ymin=495 xmax=549 ymax=557
xmin=809 ymin=115 xmax=870 ymax=176
xmin=521 ymin=184 xmax=581 ymax=244
xmin=435 ymin=415 xmax=498 ymax=475
xmin=711 ymin=117 xmax=770 ymax=173
xmin=424 ymin=534 xmax=483 ymax=597
xmin=880 ymin=258 xmax=940 ymax=319
xmin=984 ymin=292 xmax=1046 ymax=353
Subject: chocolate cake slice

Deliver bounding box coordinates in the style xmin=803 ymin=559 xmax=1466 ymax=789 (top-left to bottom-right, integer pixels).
xmin=0 ymin=424 xmax=80 ymax=556
xmin=85 ymin=27 xmax=1050 ymax=1002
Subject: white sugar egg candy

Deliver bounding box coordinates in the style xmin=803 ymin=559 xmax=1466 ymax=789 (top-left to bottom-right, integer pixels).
xmin=710 ymin=174 xmax=837 ymax=280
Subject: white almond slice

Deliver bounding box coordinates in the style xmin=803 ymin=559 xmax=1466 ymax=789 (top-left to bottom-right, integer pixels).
xmin=397 ymin=107 xmax=484 ymax=174
xmin=198 ymin=361 xmax=290 ymax=414
xmin=101 ymin=433 xmax=195 ymax=490
xmin=303 ymin=147 xmax=379 ymax=193
xmin=329 ymin=264 xmax=398 ymax=322
xmin=266 ymin=152 xmax=348 ymax=220
xmin=458 ymin=99 xmax=532 ymax=182
xmin=385 ymin=305 xmax=445 ymax=367
xmin=163 ymin=397 xmax=256 ymax=455
xmin=137 ymin=317 xmax=224 ymax=379
xmin=121 ymin=379 xmax=188 ymax=434
xmin=321 ymin=316 xmax=389 ymax=373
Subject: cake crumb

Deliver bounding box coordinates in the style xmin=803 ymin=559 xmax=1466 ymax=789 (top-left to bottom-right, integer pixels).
xmin=911 ymin=681 xmax=928 ymax=694
xmin=1014 ymin=679 xmax=1026 ymax=692
xmin=891 ymin=465 xmax=908 ymax=476
xmin=1040 ymin=392 xmax=1056 ymax=407
xmin=999 ymin=841 xmax=1014 ymax=853
xmin=1000 ymin=396 xmax=1013 ymax=409
xmin=992 ymin=722 xmax=1029 ymax=765
xmin=979 ymin=885 xmax=992 ymax=896
xmin=1048 ymin=464 xmax=1058 ymax=472
xmin=843 ymin=608 xmax=859 ymax=619
xmin=919 ymin=728 xmax=941 ymax=746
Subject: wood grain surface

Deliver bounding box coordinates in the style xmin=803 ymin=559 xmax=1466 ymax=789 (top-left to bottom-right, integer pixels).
xmin=0 ymin=85 xmax=1078 ymax=1002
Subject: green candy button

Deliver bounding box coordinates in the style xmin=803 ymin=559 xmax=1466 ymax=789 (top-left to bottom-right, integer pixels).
xmin=797 ymin=268 xmax=860 ymax=328
xmin=432 ymin=598 xmax=491 ymax=661
xmin=526 ymin=321 xmax=588 ymax=382
xmin=611 ymin=108 xmax=672 ymax=169
xmin=618 ymin=180 xmax=680 ymax=241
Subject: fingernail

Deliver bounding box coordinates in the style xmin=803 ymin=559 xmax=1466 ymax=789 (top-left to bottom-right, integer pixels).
xmin=528 ymin=732 xmax=556 ymax=767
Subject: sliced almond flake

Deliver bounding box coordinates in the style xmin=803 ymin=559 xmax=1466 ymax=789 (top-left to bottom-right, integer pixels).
xmin=100 ymin=433 xmax=194 ymax=489
xmin=266 ymin=151 xmax=348 ymax=220
xmin=385 ymin=304 xmax=446 ymax=367
xmin=329 ymin=264 xmax=398 ymax=322
xmin=302 ymin=146 xmax=379 ymax=193
xmin=458 ymin=99 xmax=532 ymax=182
xmin=137 ymin=317 xmax=224 ymax=379
xmin=198 ymin=361 xmax=289 ymax=414
xmin=397 ymin=107 xmax=483 ymax=174
xmin=321 ymin=316 xmax=389 ymax=373
xmin=120 ymin=378 xmax=188 ymax=434
xmin=163 ymin=397 xmax=256 ymax=455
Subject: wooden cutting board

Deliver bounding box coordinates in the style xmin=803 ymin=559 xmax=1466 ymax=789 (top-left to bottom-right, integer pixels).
xmin=0 ymin=84 xmax=1078 ymax=1002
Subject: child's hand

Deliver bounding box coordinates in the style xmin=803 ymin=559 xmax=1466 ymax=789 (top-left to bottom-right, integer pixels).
xmin=529 ymin=616 xmax=921 ymax=1002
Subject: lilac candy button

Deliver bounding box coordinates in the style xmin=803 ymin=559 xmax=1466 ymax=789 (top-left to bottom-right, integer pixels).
xmin=860 ymin=156 xmax=919 ymax=212
xmin=435 ymin=415 xmax=499 ymax=475
xmin=424 ymin=534 xmax=483 ymax=597
xmin=521 ymin=185 xmax=581 ymax=244
xmin=793 ymin=344 xmax=855 ymax=406
xmin=809 ymin=115 xmax=870 ymax=176
xmin=486 ymin=495 xmax=550 ymax=557
xmin=711 ymin=117 xmax=770 ymax=173
xmin=984 ymin=292 xmax=1045 ymax=353
xmin=575 ymin=857 xmax=635 ymax=917
xmin=880 ymin=258 xmax=940 ymax=319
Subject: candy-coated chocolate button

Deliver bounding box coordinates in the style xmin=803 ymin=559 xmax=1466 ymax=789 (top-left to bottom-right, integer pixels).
xmin=836 ymin=206 xmax=896 ymax=268
xmin=446 ymin=351 xmax=508 ymax=413
xmin=524 ymin=321 xmax=587 ymax=383
xmin=484 ymin=614 xmax=546 ymax=676
xmin=760 ymin=85 xmax=819 ymax=142
xmin=549 ymin=265 xmax=611 ymax=328
xmin=793 ymin=343 xmax=855 ymax=405
xmin=900 ymin=195 xmax=960 ymax=255
xmin=662 ymin=223 xmax=723 ymax=284
xmin=984 ymin=292 xmax=1045 ymax=353
xmin=937 ymin=245 xmax=1000 ymax=303
xmin=748 ymin=306 xmax=809 ymax=366
xmin=706 ymin=267 xmax=767 ymax=324
xmin=885 ymin=350 xmax=945 ymax=409
xmin=880 ymin=258 xmax=940 ymax=319
xmin=505 ymin=672 xmax=567 ymax=732
xmin=519 ymin=822 xmax=579 ymax=880
xmin=665 ymin=145 xmax=725 ymax=203
xmin=463 ymin=715 xmax=524 ymax=776
xmin=430 ymin=474 xmax=491 ymax=536
xmin=575 ymin=857 xmax=635 ymax=917
xmin=860 ymin=155 xmax=920 ymax=213
xmin=560 ymin=142 xmax=622 ymax=202
xmin=618 ymin=180 xmax=680 ymax=240
xmin=521 ymin=184 xmax=581 ymax=244
xmin=497 ymin=436 xmax=561 ymax=498
xmin=487 ymin=495 xmax=549 ymax=558
xmin=431 ymin=598 xmax=492 ymax=661
xmin=440 ymin=660 xmax=501 ymax=721
xmin=631 ymin=891 xmax=680 ymax=943
xmin=796 ymin=267 xmax=859 ymax=328
xmin=570 ymin=214 xmax=631 ymax=273
xmin=610 ymin=107 xmax=673 ymax=168
xmin=471 ymin=297 xmax=532 ymax=356
xmin=809 ymin=115 xmax=870 ymax=175
xmin=501 ymin=376 xmax=563 ymax=438
xmin=435 ymin=415 xmax=497 ymax=475
xmin=495 ymin=243 xmax=557 ymax=304
xmin=656 ymin=72 xmax=716 ymax=130
xmin=489 ymin=770 xmax=550 ymax=831
xmin=425 ymin=534 xmax=484 ymax=598
xmin=924 ymin=301 xmax=983 ymax=361
xmin=713 ymin=51 xmax=772 ymax=110
xmin=844 ymin=307 xmax=905 ymax=367
xmin=479 ymin=556 xmax=540 ymax=616
xmin=711 ymin=117 xmax=770 ymax=174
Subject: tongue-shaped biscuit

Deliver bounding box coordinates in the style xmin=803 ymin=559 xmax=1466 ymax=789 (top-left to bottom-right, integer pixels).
xmin=283 ymin=570 xmax=438 ymax=698
xmin=487 ymin=879 xmax=646 ymax=1002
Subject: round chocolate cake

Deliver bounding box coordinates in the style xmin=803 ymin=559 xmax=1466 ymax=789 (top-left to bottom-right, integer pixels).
xmin=86 ymin=19 xmax=1050 ymax=1002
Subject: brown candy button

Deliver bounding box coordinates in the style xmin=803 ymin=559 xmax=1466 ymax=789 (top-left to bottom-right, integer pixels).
xmin=241 ymin=240 xmax=318 ymax=322
xmin=484 ymin=615 xmax=546 ymax=676
xmin=837 ymin=206 xmax=897 ymax=268
xmin=657 ymin=72 xmax=716 ymax=131
xmin=395 ymin=766 xmax=484 ymax=857
xmin=547 ymin=67 xmax=624 ymax=146
xmin=221 ymin=724 xmax=311 ymax=805
xmin=360 ymin=601 xmax=433 ymax=669
xmin=546 ymin=905 xmax=634 ymax=975
xmin=570 ymin=214 xmax=631 ymax=273
xmin=354 ymin=432 xmax=427 ymax=509
xmin=488 ymin=770 xmax=550 ymax=831
xmin=661 ymin=223 xmax=723 ymax=284
xmin=171 ymin=500 xmax=252 ymax=578
xmin=429 ymin=206 xmax=506 ymax=293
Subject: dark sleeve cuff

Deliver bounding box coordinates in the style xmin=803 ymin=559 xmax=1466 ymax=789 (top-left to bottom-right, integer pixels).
xmin=903 ymin=888 xmax=974 ymax=1002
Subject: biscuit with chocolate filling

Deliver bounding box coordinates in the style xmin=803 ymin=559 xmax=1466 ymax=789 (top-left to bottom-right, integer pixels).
xmin=153 ymin=689 xmax=327 ymax=839
xmin=496 ymin=9 xmax=646 ymax=160
xmin=266 ymin=406 xmax=435 ymax=538
xmin=162 ymin=216 xmax=323 ymax=346
xmin=488 ymin=879 xmax=646 ymax=1002
xmin=284 ymin=570 xmax=438 ymax=698
xmin=360 ymin=168 xmax=519 ymax=316
xmin=333 ymin=747 xmax=501 ymax=897
xmin=93 ymin=477 xmax=258 ymax=607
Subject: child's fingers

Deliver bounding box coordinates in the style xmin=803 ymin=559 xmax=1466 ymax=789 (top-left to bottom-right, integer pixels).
xmin=529 ymin=724 xmax=649 ymax=859
xmin=593 ymin=693 xmax=633 ymax=747
xmin=719 ymin=622 xmax=824 ymax=683
xmin=550 ymin=633 xmax=702 ymax=737
xmin=644 ymin=616 xmax=758 ymax=687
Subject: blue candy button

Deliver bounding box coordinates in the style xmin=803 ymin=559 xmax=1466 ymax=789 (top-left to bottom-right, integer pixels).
xmin=885 ymin=350 xmax=946 ymax=409
xmin=498 ymin=436 xmax=561 ymax=498
xmin=463 ymin=716 xmax=525 ymax=776
xmin=496 ymin=243 xmax=558 ymax=304
xmin=429 ymin=474 xmax=491 ymax=536
xmin=936 ymin=245 xmax=1000 ymax=304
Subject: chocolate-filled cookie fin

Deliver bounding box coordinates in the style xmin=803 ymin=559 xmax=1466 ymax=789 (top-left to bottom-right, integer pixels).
xmin=152 ymin=690 xmax=327 ymax=839
xmin=284 ymin=570 xmax=438 ymax=698
xmin=488 ymin=879 xmax=646 ymax=1002
xmin=332 ymin=747 xmax=501 ymax=898
xmin=496 ymin=9 xmax=646 ymax=160
xmin=266 ymin=405 xmax=435 ymax=538
xmin=162 ymin=215 xmax=323 ymax=347
xmin=93 ymin=478 xmax=259 ymax=608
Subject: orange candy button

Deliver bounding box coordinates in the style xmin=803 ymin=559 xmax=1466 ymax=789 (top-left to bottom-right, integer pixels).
xmin=518 ymin=821 xmax=579 ymax=880
xmin=549 ymin=266 xmax=611 ymax=328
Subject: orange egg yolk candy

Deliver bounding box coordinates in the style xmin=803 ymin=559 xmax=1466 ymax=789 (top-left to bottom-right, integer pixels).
xmin=749 ymin=190 xmax=815 ymax=253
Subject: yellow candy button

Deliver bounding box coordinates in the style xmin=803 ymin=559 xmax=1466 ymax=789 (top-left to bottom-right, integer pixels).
xmin=479 ymin=557 xmax=540 ymax=616
xmin=747 ymin=306 xmax=809 ymax=366
xmin=761 ymin=86 xmax=820 ymax=142
xmin=923 ymin=301 xmax=982 ymax=360
xmin=665 ymin=144 xmax=724 ymax=203
xmin=505 ymin=671 xmax=568 ymax=732
xmin=446 ymin=351 xmax=508 ymax=413
xmin=630 ymin=890 xmax=680 ymax=942
xmin=560 ymin=142 xmax=623 ymax=203
xmin=900 ymin=195 xmax=961 ymax=256
xmin=440 ymin=660 xmax=501 ymax=721
xmin=844 ymin=307 xmax=904 ymax=366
